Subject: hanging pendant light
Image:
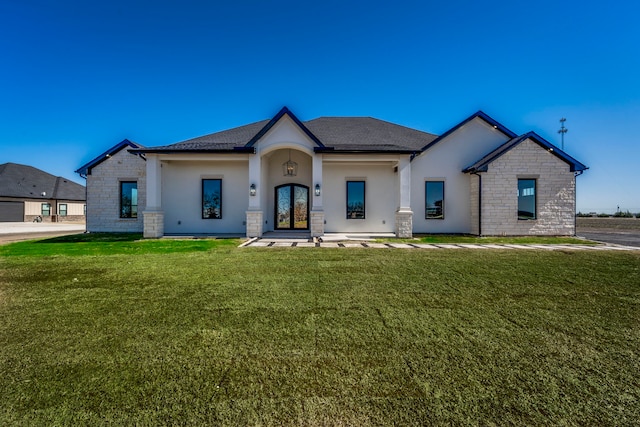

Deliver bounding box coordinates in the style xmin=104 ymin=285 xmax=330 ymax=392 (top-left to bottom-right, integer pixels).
xmin=282 ymin=149 xmax=298 ymax=176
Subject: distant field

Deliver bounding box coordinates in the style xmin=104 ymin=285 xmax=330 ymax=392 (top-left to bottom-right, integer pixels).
xmin=577 ymin=217 xmax=640 ymax=230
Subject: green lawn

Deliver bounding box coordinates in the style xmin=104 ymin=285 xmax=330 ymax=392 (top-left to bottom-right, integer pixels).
xmin=386 ymin=234 xmax=592 ymax=245
xmin=1 ymin=236 xmax=639 ymax=425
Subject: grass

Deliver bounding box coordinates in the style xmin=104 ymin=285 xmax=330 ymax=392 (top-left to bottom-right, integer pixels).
xmin=1 ymin=237 xmax=639 ymax=425
xmin=382 ymin=234 xmax=592 ymax=245
xmin=0 ymin=233 xmax=240 ymax=257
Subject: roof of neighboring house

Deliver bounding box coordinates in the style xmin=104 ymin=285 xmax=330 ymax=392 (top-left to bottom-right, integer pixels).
xmin=463 ymin=131 xmax=589 ymax=173
xmin=0 ymin=162 xmax=86 ymax=201
xmin=132 ymin=107 xmax=438 ymax=154
xmin=75 ymin=139 xmax=143 ymax=176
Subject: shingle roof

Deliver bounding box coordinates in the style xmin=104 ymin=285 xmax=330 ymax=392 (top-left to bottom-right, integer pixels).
xmin=0 ymin=163 xmax=86 ymax=200
xmin=147 ymin=120 xmax=269 ymax=152
xmin=306 ymin=117 xmax=437 ymax=152
xmin=132 ymin=109 xmax=438 ymax=154
xmin=463 ymin=131 xmax=589 ymax=173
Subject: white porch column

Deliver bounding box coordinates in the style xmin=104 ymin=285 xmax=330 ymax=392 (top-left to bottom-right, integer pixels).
xmin=143 ymin=154 xmax=164 ymax=238
xmin=246 ymin=152 xmax=263 ymax=237
xmin=310 ymin=153 xmax=324 ymax=237
xmin=395 ymin=156 xmax=413 ymax=238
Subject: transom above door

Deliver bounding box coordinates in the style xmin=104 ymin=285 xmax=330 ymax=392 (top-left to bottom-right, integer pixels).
xmin=275 ymin=184 xmax=309 ymax=230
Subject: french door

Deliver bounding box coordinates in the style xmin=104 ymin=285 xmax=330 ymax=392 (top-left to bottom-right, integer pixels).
xmin=275 ymin=184 xmax=309 ymax=230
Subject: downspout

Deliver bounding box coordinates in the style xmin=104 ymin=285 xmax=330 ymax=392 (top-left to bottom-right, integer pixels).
xmin=472 ymin=172 xmax=482 ymax=236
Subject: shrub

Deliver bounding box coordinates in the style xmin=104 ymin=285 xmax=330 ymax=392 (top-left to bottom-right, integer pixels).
xmin=613 ymin=210 xmax=634 ymax=218
xmin=576 ymin=212 xmax=593 ymax=217
xmin=597 ymin=213 xmax=611 ymax=218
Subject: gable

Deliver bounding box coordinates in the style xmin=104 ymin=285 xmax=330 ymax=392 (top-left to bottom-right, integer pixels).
xmin=463 ymin=132 xmax=588 ymax=173
xmin=413 ymin=115 xmax=513 ymax=169
xmin=250 ymin=112 xmax=321 ymax=155
xmin=420 ymin=111 xmax=517 ymax=153
xmin=75 ymin=139 xmax=143 ymax=177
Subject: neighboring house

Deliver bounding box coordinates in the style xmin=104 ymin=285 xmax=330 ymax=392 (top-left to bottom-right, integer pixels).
xmin=0 ymin=163 xmax=86 ymax=222
xmin=76 ymin=107 xmax=587 ymax=238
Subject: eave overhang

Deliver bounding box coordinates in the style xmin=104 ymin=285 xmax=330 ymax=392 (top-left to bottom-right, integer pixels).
xmin=129 ymin=147 xmax=255 ymax=155
xmin=462 ymin=131 xmax=589 ymax=174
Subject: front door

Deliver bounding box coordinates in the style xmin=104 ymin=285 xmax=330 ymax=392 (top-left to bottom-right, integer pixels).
xmin=275 ymin=184 xmax=309 ymax=230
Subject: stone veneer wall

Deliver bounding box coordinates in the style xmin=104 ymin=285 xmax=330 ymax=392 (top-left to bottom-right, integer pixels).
xmin=246 ymin=210 xmax=263 ymax=237
xmin=86 ymin=149 xmax=146 ymax=233
xmin=395 ymin=210 xmax=413 ymax=238
xmin=143 ymin=211 xmax=164 ymax=238
xmin=469 ymin=174 xmax=480 ymax=235
xmin=310 ymin=210 xmax=324 ymax=237
xmin=480 ymin=139 xmax=576 ymax=236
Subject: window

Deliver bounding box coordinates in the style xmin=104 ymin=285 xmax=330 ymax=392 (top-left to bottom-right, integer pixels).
xmin=346 ymin=181 xmax=365 ymax=219
xmin=41 ymin=203 xmax=51 ymax=216
xmin=202 ymin=179 xmax=222 ymax=219
xmin=518 ymin=179 xmax=536 ymax=220
xmin=425 ymin=181 xmax=444 ymax=219
xmin=120 ymin=181 xmax=138 ymax=218
xmin=59 ymin=204 xmax=67 ymax=216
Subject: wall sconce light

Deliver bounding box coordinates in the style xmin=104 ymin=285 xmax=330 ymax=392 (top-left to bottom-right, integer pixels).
xmin=250 ymin=183 xmax=256 ymax=196
xmin=315 ymin=184 xmax=321 ymax=196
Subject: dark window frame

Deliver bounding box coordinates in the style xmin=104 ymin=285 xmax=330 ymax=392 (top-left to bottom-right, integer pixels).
xmin=274 ymin=183 xmax=309 ymax=230
xmin=59 ymin=203 xmax=68 ymax=216
xmin=202 ymin=179 xmax=222 ymax=219
xmin=41 ymin=203 xmax=51 ymax=217
xmin=517 ymin=178 xmax=537 ymax=220
xmin=425 ymin=181 xmax=445 ymax=220
xmin=346 ymin=180 xmax=366 ymax=220
xmin=120 ymin=181 xmax=138 ymax=219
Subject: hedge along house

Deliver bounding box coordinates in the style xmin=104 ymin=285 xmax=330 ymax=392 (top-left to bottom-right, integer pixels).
xmin=76 ymin=107 xmax=587 ymax=238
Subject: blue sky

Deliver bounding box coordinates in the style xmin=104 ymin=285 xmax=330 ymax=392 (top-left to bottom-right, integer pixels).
xmin=1 ymin=0 xmax=638 ymax=213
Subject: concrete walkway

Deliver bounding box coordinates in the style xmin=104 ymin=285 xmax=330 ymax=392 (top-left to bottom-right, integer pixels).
xmin=241 ymin=238 xmax=639 ymax=251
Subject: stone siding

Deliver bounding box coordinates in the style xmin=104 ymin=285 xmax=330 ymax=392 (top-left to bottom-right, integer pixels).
xmin=246 ymin=210 xmax=263 ymax=237
xmin=310 ymin=210 xmax=324 ymax=237
xmin=469 ymin=174 xmax=480 ymax=235
xmin=143 ymin=211 xmax=164 ymax=238
xmin=395 ymin=210 xmax=413 ymax=238
xmin=86 ymin=149 xmax=146 ymax=233
xmin=480 ymin=139 xmax=575 ymax=236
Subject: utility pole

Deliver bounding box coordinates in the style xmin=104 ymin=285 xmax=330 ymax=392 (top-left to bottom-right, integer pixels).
xmin=558 ymin=118 xmax=568 ymax=151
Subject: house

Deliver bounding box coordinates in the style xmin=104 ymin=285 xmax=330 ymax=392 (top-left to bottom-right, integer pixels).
xmin=0 ymin=162 xmax=86 ymax=222
xmin=76 ymin=107 xmax=587 ymax=238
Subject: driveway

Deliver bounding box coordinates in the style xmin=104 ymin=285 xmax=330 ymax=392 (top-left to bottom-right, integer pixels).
xmin=0 ymin=222 xmax=86 ymax=244
xmin=577 ymin=227 xmax=640 ymax=248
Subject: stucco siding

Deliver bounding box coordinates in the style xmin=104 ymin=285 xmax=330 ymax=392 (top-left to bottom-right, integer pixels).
xmin=411 ymin=117 xmax=510 ymax=233
xmin=480 ymin=139 xmax=575 ymax=235
xmin=264 ymin=150 xmax=312 ymax=231
xmin=323 ymin=162 xmax=396 ymax=233
xmin=86 ymin=149 xmax=146 ymax=232
xmin=162 ymin=160 xmax=249 ymax=234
